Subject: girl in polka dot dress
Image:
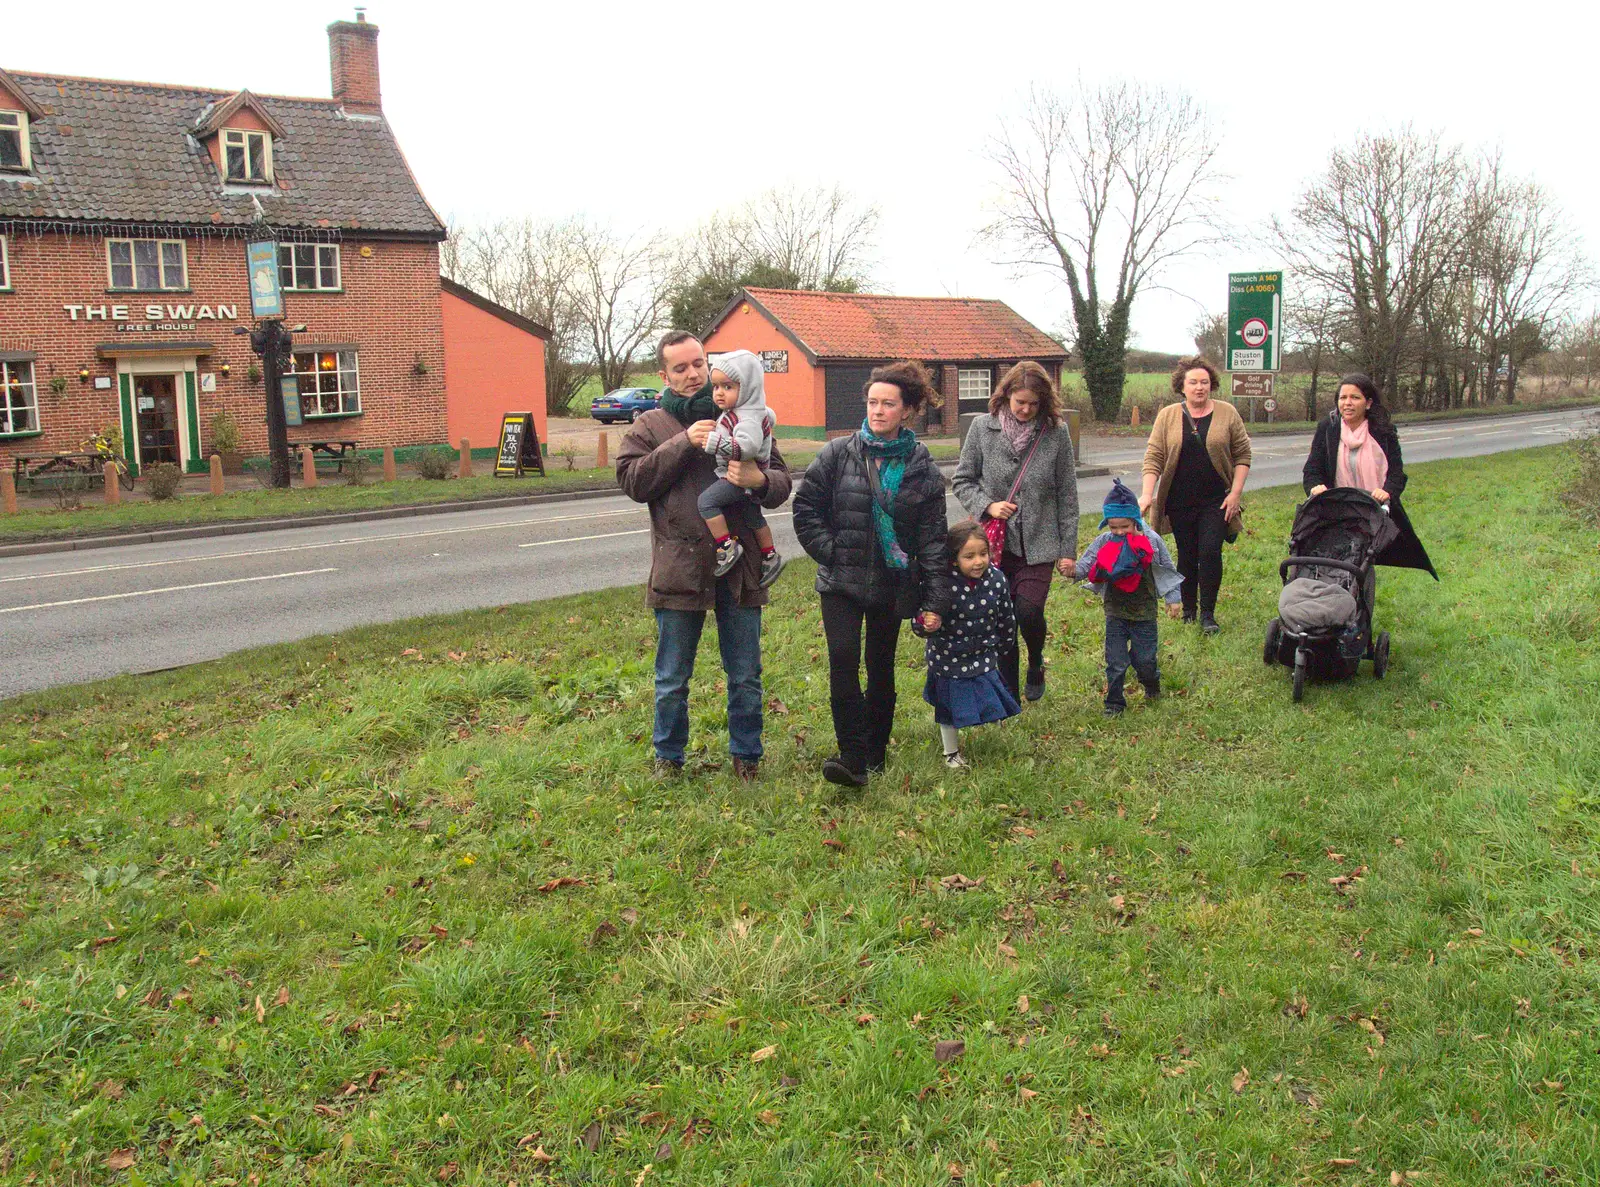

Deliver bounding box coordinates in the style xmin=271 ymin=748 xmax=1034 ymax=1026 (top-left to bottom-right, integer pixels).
xmin=916 ymin=520 xmax=1022 ymax=768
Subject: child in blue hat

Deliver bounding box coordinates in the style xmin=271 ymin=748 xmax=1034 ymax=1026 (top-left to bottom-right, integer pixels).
xmin=1072 ymin=478 xmax=1183 ymax=715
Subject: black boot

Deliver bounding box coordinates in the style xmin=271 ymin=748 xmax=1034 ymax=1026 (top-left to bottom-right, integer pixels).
xmin=1200 ymin=612 xmax=1221 ymax=636
xmin=822 ymin=754 xmax=868 ymax=787
xmin=864 ymin=692 xmax=896 ymax=774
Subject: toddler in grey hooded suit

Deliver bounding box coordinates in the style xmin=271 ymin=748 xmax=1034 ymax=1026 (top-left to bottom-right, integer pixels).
xmin=698 ymin=350 xmax=784 ymax=585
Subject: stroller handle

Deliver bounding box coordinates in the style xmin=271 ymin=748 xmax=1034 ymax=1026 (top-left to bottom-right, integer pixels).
xmin=1280 ymin=556 xmax=1366 ymax=583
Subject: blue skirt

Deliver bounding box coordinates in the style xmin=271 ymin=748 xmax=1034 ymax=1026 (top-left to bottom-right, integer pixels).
xmin=923 ymin=668 xmax=1022 ymax=728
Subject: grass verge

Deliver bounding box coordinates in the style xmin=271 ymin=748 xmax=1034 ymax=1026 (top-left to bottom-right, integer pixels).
xmin=2 ymin=446 xmax=1598 ymax=1185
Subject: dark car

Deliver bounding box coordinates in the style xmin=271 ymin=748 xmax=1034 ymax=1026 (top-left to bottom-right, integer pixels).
xmin=589 ymin=387 xmax=661 ymax=424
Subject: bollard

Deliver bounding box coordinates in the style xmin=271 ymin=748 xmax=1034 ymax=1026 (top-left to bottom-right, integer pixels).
xmin=1 ymin=469 xmax=16 ymax=515
xmin=209 ymin=454 xmax=224 ymax=496
xmin=595 ymin=431 xmax=608 ymax=468
xmin=1130 ymin=405 xmax=1140 ymax=428
xmin=1066 ymin=408 xmax=1081 ymax=466
xmin=301 ymin=446 xmax=318 ymax=488
xmin=104 ymin=461 xmax=121 ymax=506
xmin=458 ymin=438 xmax=472 ymax=479
xmin=382 ymin=445 xmax=396 ymax=482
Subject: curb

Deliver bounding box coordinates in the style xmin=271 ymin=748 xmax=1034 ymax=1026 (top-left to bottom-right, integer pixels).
xmin=0 ymin=460 xmax=1114 ymax=560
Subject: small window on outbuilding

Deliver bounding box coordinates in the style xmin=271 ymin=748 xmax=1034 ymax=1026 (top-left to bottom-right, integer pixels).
xmin=957 ymin=367 xmax=993 ymax=410
xmin=0 ymin=110 xmax=29 ymax=171
xmin=223 ymin=128 xmax=272 ymax=183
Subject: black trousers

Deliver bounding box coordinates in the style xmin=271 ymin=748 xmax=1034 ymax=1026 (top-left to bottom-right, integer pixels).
xmin=1166 ymin=503 xmax=1226 ymax=616
xmin=819 ymin=593 xmax=901 ymax=770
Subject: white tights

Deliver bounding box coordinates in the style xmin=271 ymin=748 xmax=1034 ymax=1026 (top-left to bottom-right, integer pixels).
xmin=939 ymin=724 xmax=960 ymax=756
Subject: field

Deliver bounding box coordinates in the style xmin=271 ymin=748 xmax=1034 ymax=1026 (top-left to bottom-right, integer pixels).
xmin=2 ymin=445 xmax=1599 ymax=1185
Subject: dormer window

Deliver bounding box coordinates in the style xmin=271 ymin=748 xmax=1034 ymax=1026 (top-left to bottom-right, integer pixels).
xmin=223 ymin=128 xmax=271 ymax=183
xmin=0 ymin=110 xmax=29 ymax=172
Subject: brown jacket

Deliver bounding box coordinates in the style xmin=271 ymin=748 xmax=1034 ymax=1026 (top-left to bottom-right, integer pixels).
xmin=1141 ymin=400 xmax=1253 ymax=534
xmin=615 ymin=408 xmax=793 ymax=610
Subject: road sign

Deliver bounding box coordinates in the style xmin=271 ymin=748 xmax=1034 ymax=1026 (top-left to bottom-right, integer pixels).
xmin=1231 ymin=373 xmax=1274 ymax=399
xmin=1228 ymin=271 xmax=1282 ymax=372
xmin=248 ymin=241 xmax=283 ymax=319
xmin=1263 ymin=398 xmax=1277 ymax=413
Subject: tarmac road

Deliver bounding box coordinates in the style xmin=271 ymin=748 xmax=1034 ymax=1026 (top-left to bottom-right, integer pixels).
xmin=0 ymin=407 xmax=1589 ymax=699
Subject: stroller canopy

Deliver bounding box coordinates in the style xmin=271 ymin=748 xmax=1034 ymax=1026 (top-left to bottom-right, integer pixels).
xmin=1289 ymin=488 xmax=1400 ymax=569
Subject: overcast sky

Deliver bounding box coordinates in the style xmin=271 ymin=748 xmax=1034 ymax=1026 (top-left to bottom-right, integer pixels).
xmin=13 ymin=0 xmax=1598 ymax=352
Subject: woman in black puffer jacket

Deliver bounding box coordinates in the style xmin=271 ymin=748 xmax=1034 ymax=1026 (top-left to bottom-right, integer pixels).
xmin=794 ymin=361 xmax=951 ymax=787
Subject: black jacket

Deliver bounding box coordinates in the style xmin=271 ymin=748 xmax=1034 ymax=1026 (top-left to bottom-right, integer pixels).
xmin=794 ymin=434 xmax=952 ymax=616
xmin=1302 ymin=413 xmax=1436 ymax=578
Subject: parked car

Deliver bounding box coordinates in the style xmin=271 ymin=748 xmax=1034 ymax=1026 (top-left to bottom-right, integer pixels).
xmin=589 ymin=387 xmax=661 ymax=424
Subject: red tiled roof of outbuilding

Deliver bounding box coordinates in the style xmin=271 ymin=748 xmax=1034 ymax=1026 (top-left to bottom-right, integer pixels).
xmin=720 ymin=288 xmax=1067 ymax=362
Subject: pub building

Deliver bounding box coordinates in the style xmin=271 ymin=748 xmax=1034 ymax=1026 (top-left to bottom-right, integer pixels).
xmin=0 ymin=12 xmax=538 ymax=478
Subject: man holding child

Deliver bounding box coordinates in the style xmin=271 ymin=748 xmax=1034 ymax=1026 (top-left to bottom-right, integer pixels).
xmin=616 ymin=331 xmax=793 ymax=781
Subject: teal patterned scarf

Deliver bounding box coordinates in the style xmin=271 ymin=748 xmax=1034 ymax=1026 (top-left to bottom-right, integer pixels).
xmin=858 ymin=420 xmax=917 ymax=569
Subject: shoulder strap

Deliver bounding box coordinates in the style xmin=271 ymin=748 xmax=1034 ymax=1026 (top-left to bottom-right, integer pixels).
xmin=1006 ymin=429 xmax=1044 ymax=501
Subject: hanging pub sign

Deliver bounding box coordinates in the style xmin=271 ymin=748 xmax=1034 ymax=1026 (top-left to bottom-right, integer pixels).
xmin=248 ymin=241 xmax=284 ymax=319
xmin=494 ymin=411 xmax=545 ymax=477
xmin=281 ymin=375 xmax=303 ymax=427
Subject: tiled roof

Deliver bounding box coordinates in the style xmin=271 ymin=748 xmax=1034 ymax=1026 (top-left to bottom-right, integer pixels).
xmin=0 ymin=72 xmax=444 ymax=238
xmin=733 ymin=288 xmax=1067 ymax=362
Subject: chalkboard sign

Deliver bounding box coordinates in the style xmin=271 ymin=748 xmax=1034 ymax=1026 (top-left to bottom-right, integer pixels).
xmin=494 ymin=411 xmax=545 ymax=477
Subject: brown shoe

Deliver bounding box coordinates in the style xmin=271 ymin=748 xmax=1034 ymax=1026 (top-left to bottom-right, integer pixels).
xmin=653 ymin=758 xmax=684 ymax=779
xmin=732 ymin=758 xmax=760 ymax=782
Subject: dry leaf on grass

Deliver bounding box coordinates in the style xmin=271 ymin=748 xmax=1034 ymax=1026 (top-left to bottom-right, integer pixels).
xmin=436 ymin=1161 xmax=460 ymax=1182
xmin=620 ymin=908 xmax=639 ymax=926
xmin=756 ymin=1110 xmax=780 ymax=1126
xmin=1231 ymin=1068 xmax=1250 ymax=1094
xmin=579 ymin=1120 xmax=604 ymax=1151
xmin=254 ymin=995 xmax=265 ymax=1024
xmin=274 ymin=985 xmax=290 ymax=1008
xmin=525 ymin=1146 xmax=556 ymax=1164
xmin=750 ymin=1044 xmax=778 ymax=1062
xmin=1019 ymin=1087 xmax=1039 ymax=1102
xmin=536 ymin=877 xmax=586 ymax=894
xmin=1016 ymin=994 xmax=1031 ymax=1014
xmin=939 ymin=873 xmax=984 ymax=892
xmin=1329 ymin=1158 xmax=1358 ymax=1168
xmin=105 ymin=1148 xmax=137 ymax=1171
xmin=821 ymin=838 xmax=845 ymax=850
xmin=934 ymin=1039 xmax=966 ymax=1063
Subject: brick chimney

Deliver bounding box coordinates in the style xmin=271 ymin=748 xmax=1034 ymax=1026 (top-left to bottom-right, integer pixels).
xmin=328 ymin=10 xmax=381 ymax=115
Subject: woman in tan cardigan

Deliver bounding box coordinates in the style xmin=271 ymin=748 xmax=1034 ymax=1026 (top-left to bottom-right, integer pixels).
xmin=1138 ymin=356 xmax=1251 ymax=634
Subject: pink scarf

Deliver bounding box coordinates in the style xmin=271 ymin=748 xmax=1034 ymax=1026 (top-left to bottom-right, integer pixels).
xmin=997 ymin=406 xmax=1037 ymax=458
xmin=1336 ymin=417 xmax=1389 ymax=493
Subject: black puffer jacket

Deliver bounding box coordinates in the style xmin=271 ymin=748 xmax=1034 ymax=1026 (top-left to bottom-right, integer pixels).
xmin=794 ymin=434 xmax=951 ymax=617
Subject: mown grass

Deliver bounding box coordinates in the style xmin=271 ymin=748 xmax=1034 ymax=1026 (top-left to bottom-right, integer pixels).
xmin=2 ymin=446 xmax=1599 ymax=1186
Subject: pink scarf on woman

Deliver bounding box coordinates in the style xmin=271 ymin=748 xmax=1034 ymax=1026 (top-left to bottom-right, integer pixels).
xmin=1336 ymin=417 xmax=1389 ymax=493
xmin=997 ymin=406 xmax=1037 ymax=458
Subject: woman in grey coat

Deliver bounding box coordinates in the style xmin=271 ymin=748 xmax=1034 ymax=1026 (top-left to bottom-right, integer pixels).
xmin=951 ymin=361 xmax=1080 ymax=702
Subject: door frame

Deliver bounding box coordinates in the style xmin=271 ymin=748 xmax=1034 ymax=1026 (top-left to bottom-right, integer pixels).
xmin=116 ymin=355 xmax=199 ymax=475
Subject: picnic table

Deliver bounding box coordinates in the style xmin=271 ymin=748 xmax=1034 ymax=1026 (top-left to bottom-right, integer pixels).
xmin=292 ymin=440 xmax=361 ymax=472
xmin=13 ymin=452 xmax=129 ymax=490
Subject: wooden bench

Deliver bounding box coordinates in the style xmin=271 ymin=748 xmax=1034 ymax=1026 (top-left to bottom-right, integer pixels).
xmin=292 ymin=440 xmax=361 ymax=473
xmin=13 ymin=452 xmax=107 ymax=490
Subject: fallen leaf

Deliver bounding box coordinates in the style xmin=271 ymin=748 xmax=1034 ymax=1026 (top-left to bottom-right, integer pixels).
xmin=1108 ymin=894 xmax=1126 ymax=911
xmin=105 ymin=1148 xmax=137 ymax=1171
xmin=939 ymin=873 xmax=984 ymax=892
xmin=580 ymin=1120 xmax=604 ymax=1151
xmin=93 ymin=935 xmax=120 ymax=949
xmin=274 ymin=985 xmax=290 ymax=1008
xmin=767 ymin=697 xmax=789 ymax=715
xmin=1329 ymin=1158 xmax=1358 ymax=1168
xmin=1516 ymin=997 xmax=1531 ymax=1018
xmin=756 ymin=1109 xmax=780 ymax=1125
xmin=1016 ymin=994 xmax=1031 ymax=1014
xmin=1391 ymin=1174 xmax=1404 ymax=1186
xmin=430 ymin=924 xmax=449 ymax=940
xmin=364 ymin=1067 xmax=386 ymax=1092
xmin=1465 ymin=927 xmax=1483 ymax=937
xmin=750 ymin=1044 xmax=778 ymax=1062
xmin=934 ymin=1039 xmax=966 ymax=1063
xmin=1326 ymin=850 xmax=1346 ymax=863
xmin=821 ymin=838 xmax=844 ymax=850
xmin=1280 ymin=870 xmax=1308 ymax=881
xmin=254 ymin=995 xmax=266 ymax=1024
xmin=589 ymin=921 xmax=618 ymax=946
xmin=97 ymin=1079 xmax=125 ymax=1100
xmin=141 ymin=987 xmax=166 ymax=1007
xmin=948 ymin=1161 xmax=965 ymax=1180
xmin=620 ymin=908 xmax=639 ymax=926
xmin=1089 ymin=1043 xmax=1111 ymax=1059
xmin=526 ymin=1146 xmax=556 ymax=1164
xmin=654 ymin=1140 xmax=674 ymax=1161
xmin=1290 ymin=1084 xmax=1321 ymax=1108
xmin=1542 ymin=1079 xmax=1564 ymax=1093
xmin=536 ymin=877 xmax=586 ymax=894
xmin=1050 ymin=858 xmax=1067 ymax=881
xmin=436 ymin=1161 xmax=460 ymax=1182
xmin=997 ymin=940 xmax=1019 ymax=959
xmin=400 ymin=648 xmax=421 ymax=657
xmin=1019 ymin=1087 xmax=1039 ymax=1102
xmin=1232 ymin=1067 xmax=1250 ymax=1094
xmin=855 ymin=1013 xmax=876 ymax=1027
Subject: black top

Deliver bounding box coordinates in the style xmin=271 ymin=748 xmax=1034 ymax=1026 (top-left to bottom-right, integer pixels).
xmin=1301 ymin=413 xmax=1435 ymax=578
xmin=1167 ymin=412 xmax=1227 ymax=512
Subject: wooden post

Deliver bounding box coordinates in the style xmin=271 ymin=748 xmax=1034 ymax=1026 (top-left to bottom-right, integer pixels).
xmin=301 ymin=446 xmax=318 ymax=488
xmin=103 ymin=461 xmax=121 ymax=506
xmin=382 ymin=445 xmax=397 ymax=482
xmin=209 ymin=454 xmax=225 ymax=496
xmin=595 ymin=431 xmax=608 ymax=468
xmin=458 ymin=438 xmax=472 ymax=479
xmin=1 ymin=469 xmax=16 ymax=515
xmin=1066 ymin=408 xmax=1081 ymax=466
xmin=1130 ymin=405 xmax=1140 ymax=428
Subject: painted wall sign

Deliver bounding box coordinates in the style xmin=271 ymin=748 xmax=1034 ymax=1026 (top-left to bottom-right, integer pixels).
xmin=760 ymin=349 xmax=789 ymax=374
xmin=248 ymin=241 xmax=284 ymax=318
xmin=62 ymin=303 xmax=238 ymax=324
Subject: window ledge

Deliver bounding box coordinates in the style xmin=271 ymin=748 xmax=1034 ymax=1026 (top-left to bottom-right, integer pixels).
xmin=301 ymin=410 xmax=363 ymax=420
xmin=282 ymin=288 xmax=345 ymax=295
xmin=0 ymin=429 xmax=44 ymax=440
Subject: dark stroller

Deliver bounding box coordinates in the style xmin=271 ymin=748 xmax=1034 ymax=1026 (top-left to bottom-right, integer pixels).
xmin=1264 ymin=488 xmax=1400 ymax=701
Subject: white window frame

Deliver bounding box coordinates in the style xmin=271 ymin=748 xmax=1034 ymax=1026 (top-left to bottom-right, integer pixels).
xmin=222 ymin=128 xmax=273 ymax=184
xmin=0 ymin=235 xmax=10 ymax=290
xmin=957 ymin=367 xmax=993 ymax=408
xmin=288 ymin=349 xmax=361 ymax=417
xmin=106 ymin=238 xmax=188 ymax=291
xmin=0 ymin=359 xmax=40 ymax=436
xmin=277 ymin=243 xmax=342 ymax=291
xmin=0 ymin=110 xmax=29 ymax=172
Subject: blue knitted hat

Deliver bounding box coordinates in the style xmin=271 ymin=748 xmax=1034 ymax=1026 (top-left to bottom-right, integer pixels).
xmin=1099 ymin=478 xmax=1143 ymax=529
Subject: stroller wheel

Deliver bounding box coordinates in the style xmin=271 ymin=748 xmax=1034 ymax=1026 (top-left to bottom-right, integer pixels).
xmin=1263 ymin=619 xmax=1282 ymax=666
xmin=1292 ymin=649 xmax=1308 ymax=703
xmin=1373 ymin=631 xmax=1390 ymax=679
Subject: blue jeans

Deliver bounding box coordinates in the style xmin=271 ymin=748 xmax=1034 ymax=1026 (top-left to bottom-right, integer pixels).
xmin=653 ymin=580 xmax=764 ymax=763
xmin=1104 ymin=616 xmax=1159 ymax=709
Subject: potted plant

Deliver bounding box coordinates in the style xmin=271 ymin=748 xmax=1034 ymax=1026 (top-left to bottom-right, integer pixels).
xmin=209 ymin=410 xmax=245 ymax=475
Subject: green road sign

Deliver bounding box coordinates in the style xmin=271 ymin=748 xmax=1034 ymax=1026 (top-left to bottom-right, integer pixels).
xmin=1227 ymin=271 xmax=1282 ymax=372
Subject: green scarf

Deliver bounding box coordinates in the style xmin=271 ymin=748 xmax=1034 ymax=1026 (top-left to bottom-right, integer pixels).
xmin=661 ymin=381 xmax=717 ymax=426
xmin=858 ymin=420 xmax=917 ymax=569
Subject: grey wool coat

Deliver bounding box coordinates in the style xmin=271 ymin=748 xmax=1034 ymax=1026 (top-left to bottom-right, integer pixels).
xmin=952 ymin=416 xmax=1080 ymax=564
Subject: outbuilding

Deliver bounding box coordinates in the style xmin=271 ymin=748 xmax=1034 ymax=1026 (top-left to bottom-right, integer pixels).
xmin=0 ymin=13 xmax=499 ymax=478
xmin=701 ymin=287 xmax=1068 ymax=437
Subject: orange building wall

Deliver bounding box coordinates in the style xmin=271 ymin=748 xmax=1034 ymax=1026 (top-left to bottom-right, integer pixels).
xmin=440 ymin=289 xmax=547 ymax=453
xmin=703 ymin=302 xmax=824 ymax=435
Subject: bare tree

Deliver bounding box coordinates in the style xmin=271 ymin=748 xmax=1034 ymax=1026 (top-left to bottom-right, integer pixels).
xmin=1284 ymin=292 xmax=1346 ymax=420
xmin=1189 ymin=311 xmax=1226 ymax=362
xmin=734 ymin=184 xmax=880 ymax=291
xmin=984 ymin=81 xmax=1225 ymax=421
xmin=572 ymin=223 xmax=676 ymax=395
xmin=443 ymin=217 xmax=594 ymax=416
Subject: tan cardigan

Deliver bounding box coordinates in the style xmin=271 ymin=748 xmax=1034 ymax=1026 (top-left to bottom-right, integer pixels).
xmin=1141 ymin=400 xmax=1253 ymax=534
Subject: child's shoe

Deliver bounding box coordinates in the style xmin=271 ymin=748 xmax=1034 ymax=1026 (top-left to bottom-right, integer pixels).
xmin=713 ymin=537 xmax=744 ymax=577
xmin=944 ymin=751 xmax=969 ymax=769
xmin=759 ymin=550 xmax=786 ymax=588
xmin=1142 ymin=679 xmax=1161 ymax=701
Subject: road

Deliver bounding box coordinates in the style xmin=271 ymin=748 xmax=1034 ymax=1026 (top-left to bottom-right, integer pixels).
xmin=0 ymin=408 xmax=1589 ymax=699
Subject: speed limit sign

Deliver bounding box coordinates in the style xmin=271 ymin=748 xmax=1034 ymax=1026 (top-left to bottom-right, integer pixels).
xmin=1263 ymin=398 xmax=1277 ymax=413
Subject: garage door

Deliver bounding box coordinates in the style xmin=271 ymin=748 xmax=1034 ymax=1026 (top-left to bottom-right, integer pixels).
xmin=824 ymin=365 xmax=878 ymax=432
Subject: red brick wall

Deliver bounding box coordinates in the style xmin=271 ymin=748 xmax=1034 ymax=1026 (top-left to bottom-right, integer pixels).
xmin=441 ymin=288 xmax=547 ymax=452
xmin=0 ymin=229 xmax=446 ymax=464
xmin=328 ymin=20 xmax=382 ymax=114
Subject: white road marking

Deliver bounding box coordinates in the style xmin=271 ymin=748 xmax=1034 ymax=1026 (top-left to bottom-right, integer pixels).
xmin=516 ymin=510 xmax=796 ymax=549
xmin=0 ymin=506 xmax=647 ymax=585
xmin=0 ymin=568 xmax=338 ymax=615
